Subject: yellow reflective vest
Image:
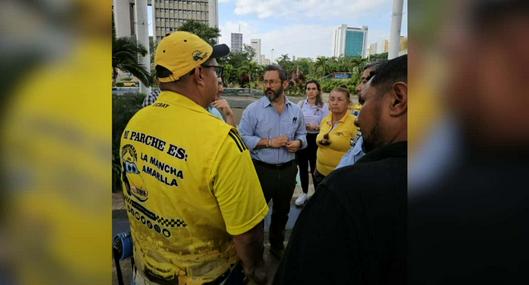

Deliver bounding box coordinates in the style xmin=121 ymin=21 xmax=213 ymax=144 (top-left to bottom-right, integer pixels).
xmin=120 ymin=91 xmax=268 ymax=284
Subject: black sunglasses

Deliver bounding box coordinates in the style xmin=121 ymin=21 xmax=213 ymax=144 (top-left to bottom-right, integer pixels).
xmin=202 ymin=64 xmax=224 ymax=78
xmin=319 ymin=133 xmax=331 ymax=146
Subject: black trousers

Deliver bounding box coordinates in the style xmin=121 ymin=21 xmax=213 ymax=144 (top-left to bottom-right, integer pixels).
xmin=253 ymin=160 xmax=298 ymax=250
xmin=295 ymin=133 xmax=318 ymax=194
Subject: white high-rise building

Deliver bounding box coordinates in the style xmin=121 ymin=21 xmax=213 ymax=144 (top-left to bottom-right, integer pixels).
xmin=250 ymin=39 xmax=262 ymax=64
xmin=231 ymin=33 xmax=243 ymax=53
xmin=261 ymin=56 xmax=271 ymax=65
xmin=369 ymin=43 xmax=377 ymax=56
xmin=333 ymin=24 xmax=368 ymax=58
xmin=114 ymin=0 xmax=219 ymax=43
xmin=377 ymin=39 xmax=389 ymax=54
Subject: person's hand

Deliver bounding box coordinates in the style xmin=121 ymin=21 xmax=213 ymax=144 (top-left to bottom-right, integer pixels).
xmin=306 ymin=123 xmax=319 ymax=131
xmin=211 ymin=99 xmax=233 ymax=117
xmin=286 ymin=139 xmax=301 ymax=152
xmin=245 ymin=264 xmax=267 ymax=285
xmin=270 ymin=135 xmax=288 ymax=148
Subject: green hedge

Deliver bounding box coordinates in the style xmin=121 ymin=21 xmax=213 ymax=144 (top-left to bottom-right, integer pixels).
xmin=112 ymin=93 xmax=144 ymax=192
xmin=320 ymin=78 xmax=359 ymax=93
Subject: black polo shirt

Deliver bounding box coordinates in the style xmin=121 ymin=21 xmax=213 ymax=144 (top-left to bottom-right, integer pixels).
xmin=274 ymin=142 xmax=407 ymax=285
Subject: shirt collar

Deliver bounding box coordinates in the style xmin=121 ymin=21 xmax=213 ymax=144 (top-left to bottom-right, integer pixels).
xmin=304 ymin=99 xmax=324 ymax=109
xmin=157 ymin=90 xmax=209 ymax=114
xmin=331 ymin=113 xmax=349 ymax=124
xmin=259 ymin=95 xmax=294 ymax=108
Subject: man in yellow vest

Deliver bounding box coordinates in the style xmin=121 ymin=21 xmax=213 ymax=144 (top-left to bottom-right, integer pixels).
xmin=120 ymin=31 xmax=269 ymax=285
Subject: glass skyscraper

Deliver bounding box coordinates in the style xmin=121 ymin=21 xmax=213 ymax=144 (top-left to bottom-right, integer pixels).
xmin=333 ymin=25 xmax=368 ymax=58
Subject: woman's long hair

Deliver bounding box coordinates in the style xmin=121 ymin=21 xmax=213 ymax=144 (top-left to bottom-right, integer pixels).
xmin=305 ymin=80 xmax=323 ymax=107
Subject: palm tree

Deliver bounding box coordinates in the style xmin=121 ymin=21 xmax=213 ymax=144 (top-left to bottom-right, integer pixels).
xmin=112 ymin=36 xmax=152 ymax=86
xmin=314 ymin=57 xmax=329 ymax=78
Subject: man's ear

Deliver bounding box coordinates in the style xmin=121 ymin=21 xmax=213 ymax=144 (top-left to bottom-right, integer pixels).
xmin=282 ymin=80 xmax=289 ymax=90
xmin=388 ymin=82 xmax=407 ymax=116
xmin=193 ymin=67 xmax=206 ymax=87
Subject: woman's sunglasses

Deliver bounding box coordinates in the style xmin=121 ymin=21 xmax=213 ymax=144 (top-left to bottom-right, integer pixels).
xmin=319 ymin=133 xmax=331 ymax=146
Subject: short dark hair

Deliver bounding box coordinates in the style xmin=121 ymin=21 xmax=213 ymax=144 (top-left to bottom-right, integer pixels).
xmin=363 ymin=60 xmax=384 ymax=72
xmin=370 ymin=55 xmax=407 ymax=92
xmin=264 ymin=64 xmax=288 ymax=82
xmin=363 ymin=60 xmax=386 ymax=81
xmin=155 ymin=65 xmax=173 ymax=78
xmin=156 ymin=65 xmax=195 ymax=84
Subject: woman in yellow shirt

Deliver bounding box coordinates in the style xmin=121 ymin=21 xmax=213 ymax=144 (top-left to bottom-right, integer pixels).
xmin=314 ymin=87 xmax=357 ymax=188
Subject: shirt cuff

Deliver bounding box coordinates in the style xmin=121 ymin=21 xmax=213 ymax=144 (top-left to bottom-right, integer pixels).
xmin=296 ymin=136 xmax=307 ymax=149
xmin=243 ymin=136 xmax=260 ymax=151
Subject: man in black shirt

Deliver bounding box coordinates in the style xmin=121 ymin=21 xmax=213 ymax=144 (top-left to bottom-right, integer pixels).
xmin=274 ymin=55 xmax=407 ymax=285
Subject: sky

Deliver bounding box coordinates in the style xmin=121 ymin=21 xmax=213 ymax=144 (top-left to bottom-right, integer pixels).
xmin=149 ymin=0 xmax=407 ymax=60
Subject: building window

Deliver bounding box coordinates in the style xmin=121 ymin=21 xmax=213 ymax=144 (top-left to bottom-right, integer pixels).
xmin=129 ymin=3 xmax=135 ymax=37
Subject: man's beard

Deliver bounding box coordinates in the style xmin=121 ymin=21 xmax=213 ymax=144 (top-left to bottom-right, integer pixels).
xmin=361 ymin=122 xmax=383 ymax=153
xmin=265 ymin=86 xmax=283 ymax=102
xmin=361 ymin=105 xmax=384 ymax=153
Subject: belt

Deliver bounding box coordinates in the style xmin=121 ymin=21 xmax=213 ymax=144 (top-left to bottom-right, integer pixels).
xmin=253 ymin=159 xmax=296 ymax=169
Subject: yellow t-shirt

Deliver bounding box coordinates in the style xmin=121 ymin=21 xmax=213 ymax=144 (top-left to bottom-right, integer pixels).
xmin=120 ymin=91 xmax=269 ymax=284
xmin=316 ymin=113 xmax=357 ymax=176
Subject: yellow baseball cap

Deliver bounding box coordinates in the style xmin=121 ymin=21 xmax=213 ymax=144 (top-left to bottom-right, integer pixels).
xmin=154 ymin=31 xmax=230 ymax=83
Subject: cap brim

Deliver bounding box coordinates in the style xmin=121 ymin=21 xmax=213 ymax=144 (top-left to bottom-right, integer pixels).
xmin=211 ymin=44 xmax=230 ymax=59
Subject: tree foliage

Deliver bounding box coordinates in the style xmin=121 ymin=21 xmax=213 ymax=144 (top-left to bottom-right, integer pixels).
xmin=218 ymin=44 xmax=259 ymax=86
xmin=367 ymin=52 xmax=388 ymax=62
xmin=112 ymin=36 xmax=152 ymax=86
xmin=177 ymin=20 xmax=221 ymax=45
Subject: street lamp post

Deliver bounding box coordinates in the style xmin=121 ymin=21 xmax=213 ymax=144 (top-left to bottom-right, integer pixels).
xmin=388 ymin=0 xmax=403 ymax=59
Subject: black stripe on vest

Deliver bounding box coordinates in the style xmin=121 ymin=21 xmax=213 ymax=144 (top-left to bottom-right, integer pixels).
xmin=228 ymin=129 xmax=248 ymax=152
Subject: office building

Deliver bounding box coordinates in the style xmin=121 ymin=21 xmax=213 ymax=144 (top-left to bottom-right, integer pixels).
xmin=231 ymin=33 xmax=243 ymax=53
xmin=369 ymin=43 xmax=377 ymax=56
xmin=261 ymin=55 xmax=270 ymax=65
xmin=378 ymin=39 xmax=389 ymax=54
xmin=250 ymin=39 xmax=262 ymax=64
xmin=367 ymin=38 xmax=405 ymax=56
xmin=114 ymin=0 xmax=219 ymax=42
xmin=333 ymin=25 xmax=368 ymax=58
xmin=152 ymin=0 xmax=218 ymax=42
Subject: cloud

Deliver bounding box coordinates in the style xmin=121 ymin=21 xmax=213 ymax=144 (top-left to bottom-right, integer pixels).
xmin=219 ymin=20 xmax=335 ymax=58
xmin=218 ymin=20 xmax=258 ymax=46
xmin=218 ymin=0 xmax=400 ymax=59
xmin=256 ymin=24 xmax=335 ymax=59
xmin=366 ymin=28 xmax=388 ymax=46
xmin=219 ymin=21 xmax=383 ymax=59
xmin=234 ymin=0 xmax=390 ymax=19
xmin=218 ymin=0 xmax=231 ymax=3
